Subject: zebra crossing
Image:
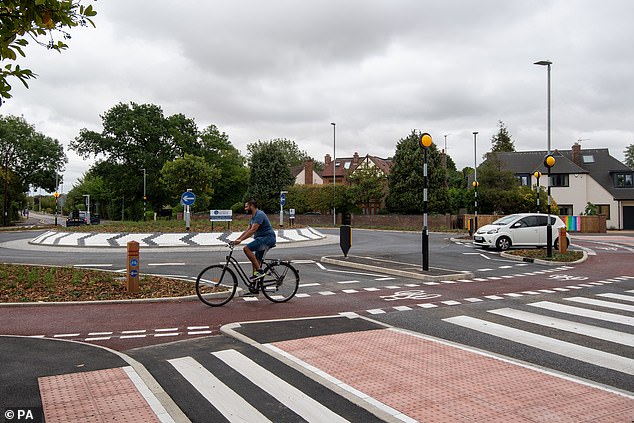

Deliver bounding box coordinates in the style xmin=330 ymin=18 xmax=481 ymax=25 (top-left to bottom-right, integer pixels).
xmin=128 ymin=340 xmax=385 ymax=423
xmin=440 ymin=288 xmax=634 ymax=390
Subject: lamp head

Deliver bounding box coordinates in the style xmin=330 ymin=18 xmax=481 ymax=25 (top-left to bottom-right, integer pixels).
xmin=420 ymin=133 xmax=433 ymax=148
xmin=534 ymin=60 xmax=552 ymax=66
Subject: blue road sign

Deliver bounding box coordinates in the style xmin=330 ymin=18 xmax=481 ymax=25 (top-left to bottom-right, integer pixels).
xmin=129 ymin=269 xmax=138 ymax=278
xmin=130 ymin=258 xmax=138 ymax=267
xmin=280 ymin=193 xmax=286 ymax=206
xmin=181 ymin=191 xmax=196 ymax=206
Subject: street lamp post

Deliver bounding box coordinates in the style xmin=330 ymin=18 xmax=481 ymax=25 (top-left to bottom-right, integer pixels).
xmin=534 ymin=60 xmax=553 ymax=257
xmin=420 ymin=133 xmax=433 ymax=271
xmin=473 ymin=131 xmax=479 ymax=233
xmin=534 ymin=171 xmax=542 ymax=212
xmin=331 ymin=122 xmax=336 ymax=226
xmin=141 ymin=168 xmax=147 ymax=221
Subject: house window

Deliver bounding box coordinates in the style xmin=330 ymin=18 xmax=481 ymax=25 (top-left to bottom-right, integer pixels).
xmin=549 ymin=174 xmax=569 ymax=187
xmin=596 ymin=204 xmax=610 ymax=219
xmin=558 ymin=205 xmax=573 ymax=215
xmin=582 ymin=155 xmax=595 ymax=163
xmin=614 ymin=173 xmax=633 ymax=188
xmin=516 ymin=174 xmax=530 ymax=186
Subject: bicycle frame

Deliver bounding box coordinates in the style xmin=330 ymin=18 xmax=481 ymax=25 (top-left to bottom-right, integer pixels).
xmin=220 ymin=245 xmax=286 ymax=290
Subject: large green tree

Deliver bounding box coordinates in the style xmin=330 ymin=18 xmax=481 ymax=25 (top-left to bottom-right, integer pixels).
xmin=1 ymin=114 xmax=66 ymax=224
xmin=0 ymin=0 xmax=96 ymax=103
xmin=348 ymin=165 xmax=387 ymax=212
xmin=625 ymin=144 xmax=634 ymax=170
xmin=245 ymin=139 xmax=295 ymax=212
xmin=490 ymin=120 xmax=515 ymax=153
xmin=71 ymin=103 xmax=179 ymax=216
xmin=160 ymin=154 xmax=220 ymax=213
xmin=386 ymin=130 xmax=449 ymax=214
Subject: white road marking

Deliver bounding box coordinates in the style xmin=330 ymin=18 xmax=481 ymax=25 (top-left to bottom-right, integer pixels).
xmin=73 ymin=264 xmax=112 ymax=267
xmin=489 ymin=308 xmax=634 ymax=347
xmin=367 ymin=309 xmax=386 ymax=314
xmin=122 ymin=330 xmax=146 ymax=334
xmin=597 ymin=293 xmax=634 ymax=303
xmin=393 ymin=306 xmax=412 ymax=311
xmin=417 ymin=303 xmax=438 ymax=308
xmin=53 ymin=333 xmax=80 ymax=338
xmin=445 ymin=315 xmax=634 ymax=375
xmin=88 ymin=332 xmax=113 ymax=336
xmin=168 ymin=356 xmax=271 ymax=423
xmin=298 ymin=283 xmax=320 ymax=287
xmin=565 ymin=297 xmax=634 ymax=312
xmin=147 ymin=263 xmax=186 ymax=266
xmin=337 ymin=280 xmax=360 ymax=284
xmin=529 ymin=301 xmax=634 ymax=326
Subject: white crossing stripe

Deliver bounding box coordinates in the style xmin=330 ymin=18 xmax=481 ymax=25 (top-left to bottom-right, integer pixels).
xmin=597 ymin=293 xmax=634 ymax=303
xmin=299 ymin=283 xmax=320 ymax=288
xmin=213 ymin=349 xmax=350 ymax=423
xmin=168 ymin=356 xmax=271 ymax=422
xmin=444 ymin=316 xmax=634 ymax=375
xmin=489 ymin=308 xmax=634 ymax=347
xmin=565 ymin=297 xmax=634 ymax=312
xmin=529 ymin=301 xmax=634 ymax=326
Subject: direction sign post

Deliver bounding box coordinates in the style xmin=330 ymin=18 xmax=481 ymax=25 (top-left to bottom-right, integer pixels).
xmin=181 ymin=190 xmax=196 ymax=231
xmin=126 ymin=241 xmax=140 ymax=292
xmin=279 ymin=191 xmax=288 ymax=227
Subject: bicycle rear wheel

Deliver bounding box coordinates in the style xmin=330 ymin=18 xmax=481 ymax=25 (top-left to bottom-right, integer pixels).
xmin=260 ymin=261 xmax=299 ymax=303
xmin=196 ymin=265 xmax=237 ymax=306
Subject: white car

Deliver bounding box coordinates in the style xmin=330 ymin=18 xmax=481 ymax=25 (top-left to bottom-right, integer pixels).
xmin=473 ymin=213 xmax=569 ymax=251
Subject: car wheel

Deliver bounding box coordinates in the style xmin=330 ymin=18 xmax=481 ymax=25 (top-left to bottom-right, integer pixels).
xmin=496 ymin=236 xmax=512 ymax=251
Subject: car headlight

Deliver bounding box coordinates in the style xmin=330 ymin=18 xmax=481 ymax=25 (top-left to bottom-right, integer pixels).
xmin=486 ymin=229 xmax=499 ymax=234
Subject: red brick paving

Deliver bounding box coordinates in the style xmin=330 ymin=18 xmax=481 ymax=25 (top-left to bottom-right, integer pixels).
xmin=274 ymin=328 xmax=634 ymax=422
xmin=38 ymin=367 xmax=160 ymax=423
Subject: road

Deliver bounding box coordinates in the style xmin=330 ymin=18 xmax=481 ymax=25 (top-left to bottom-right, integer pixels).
xmin=1 ymin=228 xmax=633 ymax=421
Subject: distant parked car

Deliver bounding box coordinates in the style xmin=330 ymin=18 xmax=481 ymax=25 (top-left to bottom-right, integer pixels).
xmin=66 ymin=211 xmax=100 ymax=226
xmin=473 ymin=213 xmax=568 ymax=251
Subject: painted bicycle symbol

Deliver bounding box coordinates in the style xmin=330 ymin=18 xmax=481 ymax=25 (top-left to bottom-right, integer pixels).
xmin=548 ymin=274 xmax=588 ymax=281
xmin=380 ymin=290 xmax=442 ymax=302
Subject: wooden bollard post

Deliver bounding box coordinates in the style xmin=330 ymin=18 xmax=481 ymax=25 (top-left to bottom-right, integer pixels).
xmin=558 ymin=227 xmax=567 ymax=254
xmin=127 ymin=241 xmax=140 ymax=292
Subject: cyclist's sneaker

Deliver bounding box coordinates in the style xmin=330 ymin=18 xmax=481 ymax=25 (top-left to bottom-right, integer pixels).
xmin=249 ymin=271 xmax=265 ymax=281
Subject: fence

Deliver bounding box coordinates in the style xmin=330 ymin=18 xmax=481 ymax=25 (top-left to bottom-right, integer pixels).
xmin=461 ymin=214 xmax=606 ymax=233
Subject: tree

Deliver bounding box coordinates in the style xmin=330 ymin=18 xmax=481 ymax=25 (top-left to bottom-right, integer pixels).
xmin=0 ymin=0 xmax=97 ymax=104
xmin=160 ymin=154 xmax=220 ymax=213
xmin=386 ymin=130 xmax=449 ymax=214
xmin=490 ymin=120 xmax=515 ymax=153
xmin=1 ymin=114 xmax=66 ymax=225
xmin=245 ymin=140 xmax=295 ymax=212
xmin=71 ymin=102 xmax=196 ymax=217
xmin=625 ymin=144 xmax=634 ymax=170
xmin=197 ymin=125 xmax=248 ymax=209
xmin=348 ymin=165 xmax=387 ymax=212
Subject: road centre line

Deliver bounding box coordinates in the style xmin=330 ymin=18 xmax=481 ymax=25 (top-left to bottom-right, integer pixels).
xmin=147 ymin=263 xmax=186 ymax=266
xmin=337 ymin=280 xmax=360 ymax=284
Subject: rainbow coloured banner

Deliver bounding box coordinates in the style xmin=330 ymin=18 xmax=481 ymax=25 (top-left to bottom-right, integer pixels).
xmin=563 ymin=215 xmax=580 ymax=231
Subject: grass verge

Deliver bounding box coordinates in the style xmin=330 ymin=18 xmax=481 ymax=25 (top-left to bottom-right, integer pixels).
xmin=507 ymin=249 xmax=584 ymax=262
xmin=0 ymin=264 xmax=195 ymax=303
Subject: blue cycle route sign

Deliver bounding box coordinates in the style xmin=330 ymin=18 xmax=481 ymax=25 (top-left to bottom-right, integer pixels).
xmin=181 ymin=191 xmax=196 ymax=206
xmin=280 ymin=192 xmax=286 ymax=206
xmin=129 ymin=269 xmax=138 ymax=278
xmin=130 ymin=258 xmax=138 ymax=267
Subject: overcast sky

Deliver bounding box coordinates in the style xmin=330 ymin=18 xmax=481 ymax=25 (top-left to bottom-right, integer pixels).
xmin=4 ymin=0 xmax=634 ymax=192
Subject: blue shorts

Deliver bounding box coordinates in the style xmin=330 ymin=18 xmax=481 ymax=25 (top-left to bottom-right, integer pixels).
xmin=246 ymin=236 xmax=276 ymax=262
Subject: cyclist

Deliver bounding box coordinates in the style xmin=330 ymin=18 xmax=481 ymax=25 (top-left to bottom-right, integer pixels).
xmin=230 ymin=199 xmax=276 ymax=281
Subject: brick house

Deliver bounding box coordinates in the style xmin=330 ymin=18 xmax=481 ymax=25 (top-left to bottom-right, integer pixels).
xmin=483 ymin=143 xmax=634 ymax=229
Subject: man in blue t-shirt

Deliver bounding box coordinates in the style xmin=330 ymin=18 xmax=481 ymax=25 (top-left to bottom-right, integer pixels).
xmin=231 ymin=199 xmax=276 ymax=280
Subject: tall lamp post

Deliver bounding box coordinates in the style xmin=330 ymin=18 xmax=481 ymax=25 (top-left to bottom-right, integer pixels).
xmin=472 ymin=131 xmax=479 ymax=233
xmin=141 ymin=168 xmax=147 ymax=221
xmin=420 ymin=133 xmax=433 ymax=271
xmin=330 ymin=122 xmax=336 ymax=226
xmin=534 ymin=59 xmax=554 ymax=257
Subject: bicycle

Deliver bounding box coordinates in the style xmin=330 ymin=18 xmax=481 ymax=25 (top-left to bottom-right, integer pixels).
xmin=195 ymin=243 xmax=300 ymax=306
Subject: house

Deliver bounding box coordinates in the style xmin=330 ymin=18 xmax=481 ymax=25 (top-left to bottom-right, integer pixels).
xmin=291 ymin=159 xmax=323 ymax=185
xmin=321 ymin=152 xmax=393 ymax=186
xmin=322 ymin=152 xmax=393 ymax=214
xmin=485 ymin=143 xmax=634 ymax=229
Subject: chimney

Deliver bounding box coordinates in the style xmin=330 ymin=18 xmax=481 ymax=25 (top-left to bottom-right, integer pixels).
xmin=304 ymin=160 xmax=314 ymax=185
xmin=353 ymin=152 xmax=360 ymax=165
xmin=325 ymin=154 xmax=331 ymax=165
xmin=572 ymin=142 xmax=581 ymax=166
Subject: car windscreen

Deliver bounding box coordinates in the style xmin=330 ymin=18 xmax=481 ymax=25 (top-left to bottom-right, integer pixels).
xmin=492 ymin=214 xmax=519 ymax=225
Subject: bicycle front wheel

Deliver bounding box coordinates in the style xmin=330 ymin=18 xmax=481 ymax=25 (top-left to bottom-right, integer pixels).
xmin=196 ymin=265 xmax=237 ymax=306
xmin=260 ymin=261 xmax=299 ymax=303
